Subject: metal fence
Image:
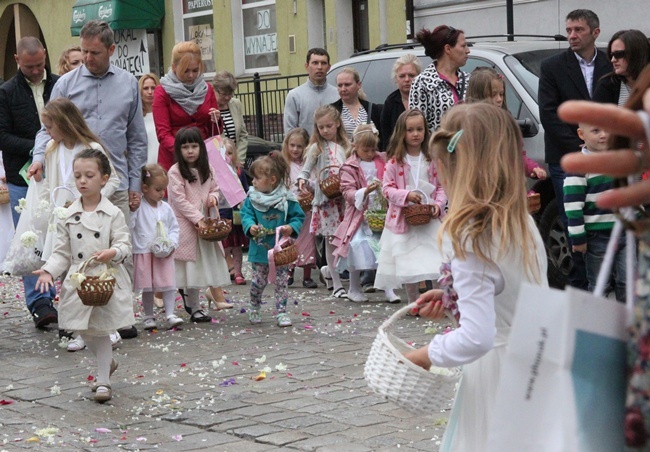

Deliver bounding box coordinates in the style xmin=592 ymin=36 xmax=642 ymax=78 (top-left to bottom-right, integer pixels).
xmin=235 ymin=72 xmax=308 ymax=143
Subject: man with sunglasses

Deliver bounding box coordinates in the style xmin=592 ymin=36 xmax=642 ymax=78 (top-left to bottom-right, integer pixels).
xmin=538 ymin=8 xmax=611 ymax=290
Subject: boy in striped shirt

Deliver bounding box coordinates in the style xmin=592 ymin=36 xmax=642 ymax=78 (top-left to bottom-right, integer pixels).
xmin=563 ymin=123 xmax=626 ymax=301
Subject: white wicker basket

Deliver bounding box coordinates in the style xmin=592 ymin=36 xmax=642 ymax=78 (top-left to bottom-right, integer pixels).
xmin=364 ymin=302 xmax=461 ymax=415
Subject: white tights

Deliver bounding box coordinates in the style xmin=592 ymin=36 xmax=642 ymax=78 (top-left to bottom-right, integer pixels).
xmin=142 ymin=290 xmax=176 ymax=319
xmin=325 ymin=240 xmax=343 ymax=290
xmin=82 ymin=334 xmax=112 ymax=385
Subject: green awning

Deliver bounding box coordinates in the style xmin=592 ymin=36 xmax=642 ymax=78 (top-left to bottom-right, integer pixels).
xmin=71 ymin=0 xmax=165 ymax=36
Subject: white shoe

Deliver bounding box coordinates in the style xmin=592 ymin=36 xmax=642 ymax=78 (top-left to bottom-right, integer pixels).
xmin=166 ymin=314 xmax=184 ymax=328
xmin=347 ymin=291 xmax=368 ymax=303
xmin=67 ymin=336 xmax=86 ymax=352
xmin=110 ymin=331 xmax=122 ymax=347
xmin=143 ymin=318 xmax=157 ymax=331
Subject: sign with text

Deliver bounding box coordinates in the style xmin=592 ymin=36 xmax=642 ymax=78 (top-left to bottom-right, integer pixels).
xmin=110 ymin=29 xmax=150 ymax=76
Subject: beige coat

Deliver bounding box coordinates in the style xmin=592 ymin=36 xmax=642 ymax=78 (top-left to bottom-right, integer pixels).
xmin=42 ymin=196 xmax=134 ymax=333
xmin=226 ymin=98 xmax=249 ymax=163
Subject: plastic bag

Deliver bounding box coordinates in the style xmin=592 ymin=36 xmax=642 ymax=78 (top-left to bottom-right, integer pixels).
xmin=3 ymin=180 xmax=50 ymax=275
xmin=42 ymin=185 xmax=76 ymax=262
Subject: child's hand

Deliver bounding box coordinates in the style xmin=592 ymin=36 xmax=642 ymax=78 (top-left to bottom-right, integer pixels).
xmin=404 ymin=346 xmax=432 ymax=371
xmin=298 ymin=179 xmax=307 ymax=193
xmin=430 ymin=204 xmax=440 ymax=218
xmin=129 ymin=191 xmax=141 ymax=211
xmin=409 ymin=289 xmax=445 ymax=317
xmin=250 ymin=225 xmax=261 ymax=236
xmin=280 ymin=225 xmax=293 ymax=237
xmin=93 ymin=248 xmax=117 ymax=264
xmin=33 ymin=269 xmax=54 ymax=293
xmin=365 ymin=181 xmax=380 ymax=196
xmin=208 ymin=195 xmax=218 ymax=208
xmin=407 ymin=191 xmax=422 ymax=204
xmin=532 ymin=167 xmax=547 ymax=180
xmin=572 ymin=243 xmax=587 ymax=254
xmin=196 ymin=219 xmax=208 ymax=230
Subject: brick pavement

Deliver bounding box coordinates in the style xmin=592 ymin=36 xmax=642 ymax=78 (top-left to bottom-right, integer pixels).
xmin=0 ymin=266 xmax=452 ymax=451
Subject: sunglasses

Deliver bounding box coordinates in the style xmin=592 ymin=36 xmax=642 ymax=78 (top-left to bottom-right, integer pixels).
xmin=610 ymin=50 xmax=626 ymax=60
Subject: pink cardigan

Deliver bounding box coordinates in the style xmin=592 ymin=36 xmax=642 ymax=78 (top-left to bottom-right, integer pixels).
xmin=168 ymin=164 xmax=221 ymax=262
xmin=332 ymin=153 xmax=386 ymax=259
xmin=382 ymin=156 xmax=447 ymax=234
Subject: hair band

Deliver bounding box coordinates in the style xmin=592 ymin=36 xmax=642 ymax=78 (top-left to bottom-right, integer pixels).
xmin=447 ymin=130 xmax=463 ymax=153
xmin=353 ymin=125 xmax=379 ymax=138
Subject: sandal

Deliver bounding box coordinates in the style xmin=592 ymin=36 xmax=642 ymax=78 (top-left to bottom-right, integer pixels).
xmin=234 ymin=275 xmax=246 ymax=285
xmin=248 ymin=309 xmax=262 ymax=324
xmin=190 ymin=310 xmax=212 ymax=323
xmin=332 ymin=287 xmax=348 ymax=299
xmin=94 ymin=384 xmax=112 ymax=403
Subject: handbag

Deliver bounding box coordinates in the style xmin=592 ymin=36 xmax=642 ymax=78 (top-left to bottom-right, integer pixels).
xmin=3 ymin=180 xmax=50 ymax=275
xmin=42 ymin=185 xmax=76 ymax=262
xmin=151 ymin=221 xmax=175 ymax=258
xmin=487 ymin=220 xmax=632 ymax=451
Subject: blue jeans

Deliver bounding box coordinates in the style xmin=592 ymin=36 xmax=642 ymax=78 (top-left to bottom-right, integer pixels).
xmin=549 ymin=164 xmax=588 ymax=290
xmin=7 ymin=182 xmax=56 ymax=313
xmin=584 ymin=231 xmax=627 ymax=302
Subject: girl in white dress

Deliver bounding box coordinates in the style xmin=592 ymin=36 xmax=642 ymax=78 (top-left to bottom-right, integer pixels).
xmin=0 ymin=152 xmax=14 ymax=272
xmin=131 ymin=164 xmax=182 ymax=331
xmin=297 ymin=105 xmax=350 ymax=298
xmin=168 ymin=127 xmax=231 ymax=323
xmin=375 ymin=109 xmax=447 ymax=304
xmin=405 ymin=103 xmax=548 ymax=451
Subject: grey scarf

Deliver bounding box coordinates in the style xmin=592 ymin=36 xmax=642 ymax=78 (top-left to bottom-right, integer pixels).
xmin=159 ymin=70 xmax=208 ymax=116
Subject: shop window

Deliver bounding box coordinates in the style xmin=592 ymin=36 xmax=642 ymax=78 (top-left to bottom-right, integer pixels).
xmin=182 ymin=0 xmax=216 ymax=74
xmin=241 ymin=0 xmax=278 ymax=73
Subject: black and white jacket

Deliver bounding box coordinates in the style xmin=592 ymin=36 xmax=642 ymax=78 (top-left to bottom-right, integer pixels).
xmin=408 ymin=62 xmax=469 ymax=132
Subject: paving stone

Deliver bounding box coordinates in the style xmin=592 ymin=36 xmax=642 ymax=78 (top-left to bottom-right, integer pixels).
xmin=232 ymin=423 xmax=284 ymax=439
xmin=256 ymin=429 xmax=311 ymax=446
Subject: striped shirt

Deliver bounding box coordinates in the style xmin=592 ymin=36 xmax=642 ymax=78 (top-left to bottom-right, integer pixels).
xmin=563 ymin=148 xmax=616 ymax=245
xmin=341 ymin=104 xmax=368 ymax=138
xmin=220 ymin=108 xmax=236 ymax=140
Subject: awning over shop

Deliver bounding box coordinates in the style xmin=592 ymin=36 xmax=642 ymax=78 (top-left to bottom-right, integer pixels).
xmin=71 ymin=0 xmax=165 ymax=36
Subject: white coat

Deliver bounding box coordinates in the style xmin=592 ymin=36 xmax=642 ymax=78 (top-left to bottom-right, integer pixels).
xmin=41 ymin=196 xmax=134 ymax=334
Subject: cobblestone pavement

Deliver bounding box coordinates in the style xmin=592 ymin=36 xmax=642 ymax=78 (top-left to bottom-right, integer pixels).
xmin=0 ymin=265 xmax=453 ymax=451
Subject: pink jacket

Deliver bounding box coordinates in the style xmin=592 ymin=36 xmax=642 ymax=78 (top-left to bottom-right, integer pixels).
xmin=332 ymin=153 xmax=386 ymax=258
xmin=168 ymin=164 xmax=221 ymax=262
xmin=382 ymin=156 xmax=447 ymax=234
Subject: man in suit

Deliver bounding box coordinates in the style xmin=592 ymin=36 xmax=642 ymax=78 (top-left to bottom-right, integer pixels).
xmin=539 ymin=8 xmax=611 ymax=289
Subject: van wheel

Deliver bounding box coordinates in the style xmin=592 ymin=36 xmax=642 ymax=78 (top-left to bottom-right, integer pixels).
xmin=538 ymin=198 xmax=571 ymax=289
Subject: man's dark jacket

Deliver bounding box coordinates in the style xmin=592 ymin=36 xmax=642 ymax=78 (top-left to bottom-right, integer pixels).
xmin=538 ymin=48 xmax=611 ymax=164
xmin=0 ymin=69 xmax=59 ymax=186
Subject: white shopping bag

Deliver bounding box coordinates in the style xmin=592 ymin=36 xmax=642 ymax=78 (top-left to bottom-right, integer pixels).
xmin=2 ymin=180 xmax=50 ymax=275
xmin=488 ymin=220 xmax=632 ymax=452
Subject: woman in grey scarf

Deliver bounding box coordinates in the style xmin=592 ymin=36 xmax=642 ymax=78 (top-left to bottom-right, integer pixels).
xmin=153 ymin=41 xmax=224 ymax=172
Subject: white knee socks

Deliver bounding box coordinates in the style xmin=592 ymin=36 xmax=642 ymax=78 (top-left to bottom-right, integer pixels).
xmin=325 ymin=241 xmax=342 ymax=289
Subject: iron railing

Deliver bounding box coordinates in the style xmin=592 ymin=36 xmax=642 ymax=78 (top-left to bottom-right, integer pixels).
xmin=235 ymin=72 xmax=309 ymax=143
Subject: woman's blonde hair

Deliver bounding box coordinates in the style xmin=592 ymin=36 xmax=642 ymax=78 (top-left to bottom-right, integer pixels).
xmin=351 ymin=123 xmax=379 ymax=158
xmin=212 ymin=70 xmax=238 ymax=94
xmin=282 ymin=127 xmax=310 ymax=164
xmin=138 ymin=72 xmax=160 ymax=114
xmin=386 ymin=109 xmax=430 ymax=162
xmin=431 ymin=103 xmax=540 ymax=281
xmin=171 ymin=41 xmax=205 ymax=76
xmin=391 ymin=54 xmax=422 ymax=83
xmin=308 ymin=105 xmax=349 ymax=158
xmin=42 ymin=97 xmax=102 ymax=155
xmin=57 ymin=46 xmax=81 ymax=75
xmin=336 ymin=66 xmax=367 ymax=101
xmin=466 ymin=67 xmax=508 ymax=110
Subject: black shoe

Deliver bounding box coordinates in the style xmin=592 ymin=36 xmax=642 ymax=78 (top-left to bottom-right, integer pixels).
xmin=303 ymin=278 xmax=318 ymax=289
xmin=59 ymin=329 xmax=74 ymax=340
xmin=190 ymin=310 xmax=212 ymax=323
xmin=117 ymin=325 xmax=138 ymax=339
xmin=288 ymin=276 xmax=294 ymax=286
xmin=362 ymin=283 xmax=376 ymax=294
xmin=33 ymin=304 xmax=57 ymax=328
xmin=339 ymin=270 xmax=350 ymax=282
